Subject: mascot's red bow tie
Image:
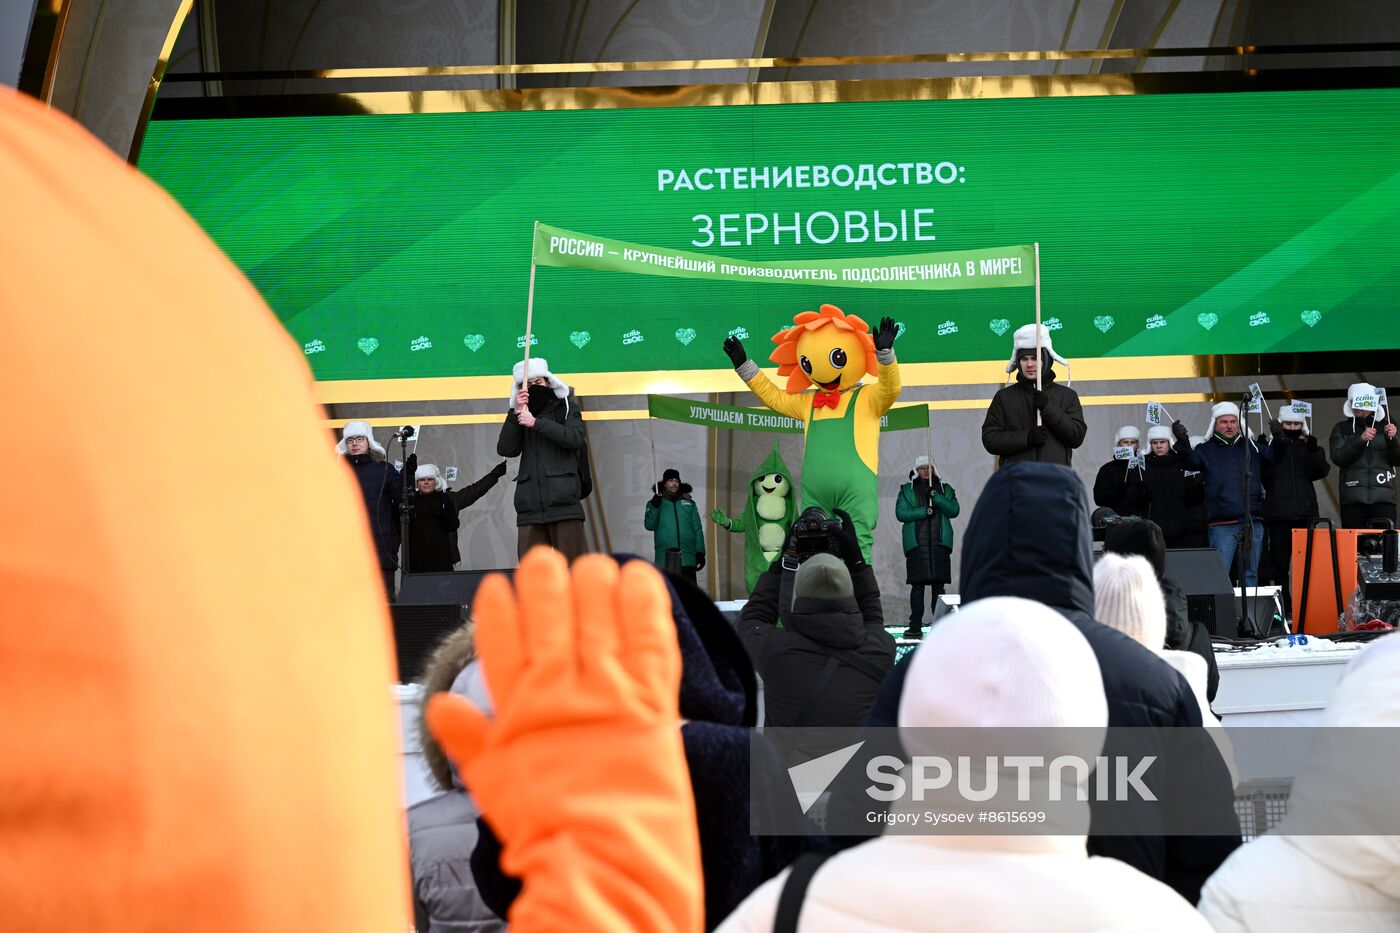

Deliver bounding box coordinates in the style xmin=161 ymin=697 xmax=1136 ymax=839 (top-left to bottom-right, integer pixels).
xmin=813 ymin=389 xmax=842 ymax=409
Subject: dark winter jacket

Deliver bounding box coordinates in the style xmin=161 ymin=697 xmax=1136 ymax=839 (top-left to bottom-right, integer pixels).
xmin=344 ymin=452 xmax=404 ymax=570
xmin=408 ymin=790 xmax=503 ymax=933
xmin=645 ymin=485 xmax=706 ymax=567
xmin=1329 ymin=416 xmax=1400 ymax=507
xmin=444 ymin=465 xmax=507 ymax=565
xmin=981 ymin=365 xmax=1087 ymax=468
xmin=471 ymin=557 xmax=812 ymax=930
xmin=738 ymin=561 xmax=894 ymax=751
xmin=1176 ymin=432 xmax=1277 ymax=523
xmin=496 ymin=393 xmax=586 ymax=526
xmin=1143 ymin=451 xmax=1199 ymax=538
xmin=1262 ymin=431 xmax=1330 ymax=521
xmin=838 ymin=463 xmax=1240 ymax=903
xmin=896 ymin=476 xmax=957 ymax=585
xmin=1094 ymin=457 xmax=1150 ymax=518
xmin=405 ymin=491 xmax=461 ymax=573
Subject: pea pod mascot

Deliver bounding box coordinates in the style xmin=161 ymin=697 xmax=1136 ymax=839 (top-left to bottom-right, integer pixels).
xmin=722 ymin=305 xmax=901 ymax=561
xmin=710 ymin=441 xmax=798 ymax=591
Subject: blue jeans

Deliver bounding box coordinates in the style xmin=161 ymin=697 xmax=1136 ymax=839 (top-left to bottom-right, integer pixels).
xmin=1209 ymin=521 xmax=1264 ymax=586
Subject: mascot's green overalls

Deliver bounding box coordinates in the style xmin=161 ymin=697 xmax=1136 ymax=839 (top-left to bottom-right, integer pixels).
xmin=710 ymin=441 xmax=797 ymax=591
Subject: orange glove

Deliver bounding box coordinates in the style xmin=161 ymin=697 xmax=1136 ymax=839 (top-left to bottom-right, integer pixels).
xmin=427 ymin=548 xmax=702 ymax=933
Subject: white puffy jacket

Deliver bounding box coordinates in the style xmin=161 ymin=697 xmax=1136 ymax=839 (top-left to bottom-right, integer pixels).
xmin=716 ymin=835 xmax=1210 ymax=932
xmin=1199 ymin=634 xmax=1400 ymax=931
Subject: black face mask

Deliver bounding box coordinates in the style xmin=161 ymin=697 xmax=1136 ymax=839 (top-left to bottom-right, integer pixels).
xmin=1283 ymin=428 xmax=1304 ymax=440
xmin=527 ymin=384 xmax=555 ymax=414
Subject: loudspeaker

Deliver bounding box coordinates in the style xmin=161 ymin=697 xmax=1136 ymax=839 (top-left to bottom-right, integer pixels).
xmin=390 ymin=570 xmax=506 ymax=683
xmin=1165 ymin=548 xmax=1237 ymax=638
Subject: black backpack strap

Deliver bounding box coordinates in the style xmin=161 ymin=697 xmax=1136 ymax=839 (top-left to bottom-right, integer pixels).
xmin=773 ymin=852 xmax=831 ymax=933
xmin=792 ymin=657 xmax=840 ymax=728
xmin=828 ymin=646 xmax=888 ymax=682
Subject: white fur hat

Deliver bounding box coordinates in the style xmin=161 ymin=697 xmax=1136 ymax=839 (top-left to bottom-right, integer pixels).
xmin=1211 ymin=401 xmax=1240 ymax=424
xmin=510 ymin=357 xmax=570 ymax=410
xmin=1147 ymin=425 xmax=1173 ymax=443
xmin=1278 ymin=403 xmax=1308 ymax=425
xmin=1115 ymin=425 xmax=1141 ymax=444
xmin=1189 ymin=435 xmax=1205 ymax=448
xmin=913 ymin=455 xmax=931 ymax=469
xmin=1005 ymin=323 xmax=1071 ymax=383
xmin=415 ymin=463 xmax=445 ymax=491
xmin=1093 ymin=553 xmax=1168 ymax=650
xmin=336 ymin=420 xmax=386 ymax=457
xmin=898 ymin=596 xmax=1107 ymax=730
xmin=1344 ymin=382 xmax=1385 ymax=419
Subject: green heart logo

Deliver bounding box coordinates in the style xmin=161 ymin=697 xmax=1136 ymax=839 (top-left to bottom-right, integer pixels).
xmin=1301 ymin=310 xmax=1322 ymax=328
xmin=895 ymin=322 xmax=907 ymax=339
xmin=1093 ymin=315 xmax=1114 ymax=333
xmin=675 ymin=327 xmax=697 ymax=346
xmin=357 ymin=337 xmax=379 ymax=355
xmin=989 ymin=318 xmax=1010 ymax=337
xmin=1197 ymin=313 xmax=1219 ymax=331
xmin=463 ymin=334 xmax=485 ymax=352
xmin=569 ymin=330 xmax=591 ymax=349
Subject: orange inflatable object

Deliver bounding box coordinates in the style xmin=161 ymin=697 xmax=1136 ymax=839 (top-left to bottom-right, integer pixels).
xmin=0 ymin=89 xmax=409 ymax=931
xmin=428 ymin=549 xmax=703 ymax=933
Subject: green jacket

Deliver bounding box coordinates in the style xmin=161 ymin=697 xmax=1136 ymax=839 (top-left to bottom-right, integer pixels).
xmin=645 ymin=489 xmax=705 ymax=566
xmin=896 ymin=479 xmax=958 ymax=552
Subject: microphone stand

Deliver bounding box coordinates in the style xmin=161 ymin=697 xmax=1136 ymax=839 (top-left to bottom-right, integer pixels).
xmin=398 ymin=428 xmax=414 ymax=580
xmin=1239 ymin=394 xmax=1261 ymax=637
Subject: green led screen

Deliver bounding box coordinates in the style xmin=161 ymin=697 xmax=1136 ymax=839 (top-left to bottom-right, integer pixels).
xmin=138 ymin=88 xmax=1400 ymax=381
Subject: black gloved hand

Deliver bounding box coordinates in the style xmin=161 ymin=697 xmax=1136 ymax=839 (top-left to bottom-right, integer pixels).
xmin=1171 ymin=420 xmax=1190 ymax=443
xmin=1026 ymin=427 xmax=1048 ymax=448
xmin=1269 ymin=419 xmax=1283 ymax=436
xmin=722 ymin=336 xmax=747 ymax=368
xmin=872 ymin=316 xmax=898 ymax=352
xmin=649 ymin=494 xmax=662 ymax=508
xmin=1306 ymin=434 xmax=1319 ymax=448
xmin=492 ymin=461 xmax=508 ymax=479
xmin=694 ymin=553 xmax=706 ymax=572
xmin=1032 ymin=389 xmax=1049 ymax=411
xmin=831 ymin=508 xmax=866 ymax=568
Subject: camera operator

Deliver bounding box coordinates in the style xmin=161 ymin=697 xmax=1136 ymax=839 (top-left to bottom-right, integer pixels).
xmin=736 ymin=508 xmax=895 ymax=760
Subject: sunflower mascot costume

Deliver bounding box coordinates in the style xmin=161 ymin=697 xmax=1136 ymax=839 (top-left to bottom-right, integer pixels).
xmin=721 ymin=305 xmax=901 ymax=561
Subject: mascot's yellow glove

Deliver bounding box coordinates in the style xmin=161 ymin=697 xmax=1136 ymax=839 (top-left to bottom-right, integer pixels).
xmin=426 ymin=547 xmax=702 ymax=933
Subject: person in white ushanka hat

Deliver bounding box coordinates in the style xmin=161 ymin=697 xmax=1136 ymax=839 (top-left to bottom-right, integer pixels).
xmin=716 ymin=596 xmax=1212 ymax=933
xmin=336 ymin=419 xmax=407 ymax=598
xmin=497 ymin=357 xmax=590 ymax=560
xmin=981 ymin=323 xmax=1086 ymax=469
xmin=1170 ymin=401 xmax=1281 ymax=585
xmin=1093 ymin=424 xmax=1150 ymax=520
xmin=1141 ymin=424 xmax=1199 ymax=548
xmin=894 ymin=454 xmax=959 ymax=638
xmin=403 ymin=460 xmax=509 ymax=573
xmin=1329 ymin=382 xmax=1400 ymax=529
xmin=1259 ymin=403 xmax=1329 ymax=611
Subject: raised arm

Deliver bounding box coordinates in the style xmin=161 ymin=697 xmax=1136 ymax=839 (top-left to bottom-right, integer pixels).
xmin=725 ymin=336 xmax=809 ymax=421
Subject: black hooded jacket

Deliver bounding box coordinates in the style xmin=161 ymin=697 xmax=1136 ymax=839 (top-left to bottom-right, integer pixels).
xmin=738 ymin=561 xmax=894 ymax=748
xmin=844 ymin=463 xmax=1239 ymax=903
xmin=1143 ymin=450 xmax=1201 ymax=537
xmin=470 ymin=557 xmax=814 ymax=930
xmin=1262 ymin=431 xmax=1329 ymax=521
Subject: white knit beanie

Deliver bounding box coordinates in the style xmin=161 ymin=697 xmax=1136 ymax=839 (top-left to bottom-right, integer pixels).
xmin=335 ymin=419 xmax=386 ymax=457
xmin=1115 ymin=425 xmax=1141 ymax=444
xmin=1093 ymin=553 xmax=1167 ymax=650
xmin=1146 ymin=425 xmax=1173 ymax=443
xmin=898 ymin=596 xmax=1107 ymax=730
xmin=415 ymin=463 xmax=445 ymax=491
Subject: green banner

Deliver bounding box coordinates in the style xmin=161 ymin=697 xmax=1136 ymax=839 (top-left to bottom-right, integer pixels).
xmin=536 ymin=223 xmax=1034 ymax=292
xmin=647 ymin=394 xmax=929 ymax=433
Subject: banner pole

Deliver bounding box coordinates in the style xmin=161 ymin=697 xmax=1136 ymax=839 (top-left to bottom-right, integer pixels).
xmin=1033 ymin=241 xmax=1043 ymax=427
xmin=519 ymin=221 xmax=539 ymax=418
xmin=649 ymin=418 xmax=660 ymax=493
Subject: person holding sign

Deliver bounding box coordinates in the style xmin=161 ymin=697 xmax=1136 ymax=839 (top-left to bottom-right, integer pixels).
xmin=1259 ymin=404 xmax=1329 ymax=612
xmin=497 ymin=358 xmax=590 ymax=560
xmin=981 ymin=324 xmax=1086 ymax=468
xmin=1142 ymin=425 xmax=1202 ymax=549
xmin=1093 ymin=426 xmax=1150 ymax=520
xmin=406 ymin=462 xmax=509 ymax=573
xmin=1328 ymin=383 xmax=1400 ymax=529
xmin=722 ymin=305 xmax=900 ymax=562
xmin=1171 ymin=403 xmax=1279 ymax=586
